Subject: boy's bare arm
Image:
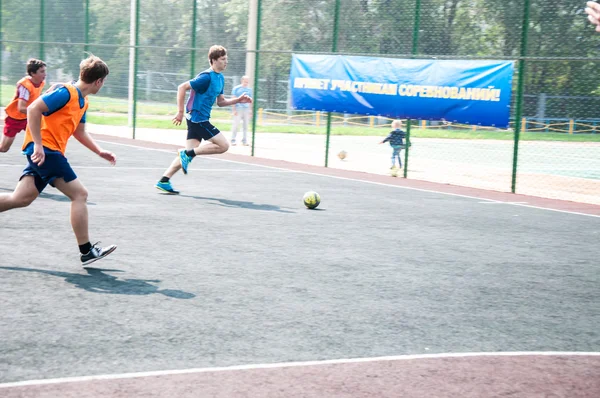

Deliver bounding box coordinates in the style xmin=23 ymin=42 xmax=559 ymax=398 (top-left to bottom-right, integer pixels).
xmin=17 ymin=99 xmax=28 ymax=114
xmin=73 ymin=123 xmax=116 ymax=165
xmin=173 ymin=82 xmax=192 ymax=125
xmin=217 ymin=93 xmax=252 ymax=107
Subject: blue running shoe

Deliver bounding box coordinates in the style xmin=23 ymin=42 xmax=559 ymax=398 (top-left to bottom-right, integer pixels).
xmin=155 ymin=181 xmax=180 ymax=194
xmin=179 ymin=149 xmax=192 ymax=174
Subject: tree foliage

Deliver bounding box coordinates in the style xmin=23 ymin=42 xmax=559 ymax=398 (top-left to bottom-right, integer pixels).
xmin=1 ymin=0 xmax=598 ymax=116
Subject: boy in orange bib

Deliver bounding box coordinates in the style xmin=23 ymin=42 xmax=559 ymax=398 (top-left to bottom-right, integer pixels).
xmin=0 ymin=55 xmax=118 ymax=267
xmin=1 ymin=59 xmax=47 ymax=153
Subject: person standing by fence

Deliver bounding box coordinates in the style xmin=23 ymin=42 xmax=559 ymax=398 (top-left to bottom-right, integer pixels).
xmin=230 ymin=76 xmax=253 ymax=146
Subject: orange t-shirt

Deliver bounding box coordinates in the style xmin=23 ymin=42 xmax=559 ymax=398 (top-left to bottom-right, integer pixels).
xmin=22 ymin=84 xmax=88 ymax=155
xmin=4 ymin=77 xmax=45 ymax=120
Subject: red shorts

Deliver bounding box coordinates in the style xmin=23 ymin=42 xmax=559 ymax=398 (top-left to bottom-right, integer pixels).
xmin=3 ymin=117 xmax=28 ymax=138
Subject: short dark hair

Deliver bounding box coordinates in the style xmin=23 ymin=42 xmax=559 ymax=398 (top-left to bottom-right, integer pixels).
xmin=79 ymin=55 xmax=109 ymax=83
xmin=26 ymin=59 xmax=46 ymax=76
xmin=208 ymin=45 xmax=227 ymax=65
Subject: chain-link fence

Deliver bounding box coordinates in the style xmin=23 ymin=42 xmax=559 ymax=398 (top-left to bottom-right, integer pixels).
xmin=1 ymin=0 xmax=599 ymax=204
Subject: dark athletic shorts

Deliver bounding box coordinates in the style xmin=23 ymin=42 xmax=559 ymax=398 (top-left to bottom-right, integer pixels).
xmin=186 ymin=119 xmax=221 ymax=141
xmin=20 ymin=143 xmax=77 ymax=193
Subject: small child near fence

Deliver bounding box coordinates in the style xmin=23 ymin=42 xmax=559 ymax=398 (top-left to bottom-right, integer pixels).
xmin=379 ymin=119 xmax=409 ymax=169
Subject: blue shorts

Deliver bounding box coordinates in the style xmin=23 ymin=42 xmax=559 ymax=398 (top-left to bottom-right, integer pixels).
xmin=186 ymin=119 xmax=221 ymax=141
xmin=20 ymin=144 xmax=77 ymax=193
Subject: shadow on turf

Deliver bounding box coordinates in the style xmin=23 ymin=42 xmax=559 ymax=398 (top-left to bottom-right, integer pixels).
xmin=0 ymin=267 xmax=195 ymax=299
xmin=180 ymin=194 xmax=295 ymax=213
xmin=0 ymin=187 xmax=96 ymax=205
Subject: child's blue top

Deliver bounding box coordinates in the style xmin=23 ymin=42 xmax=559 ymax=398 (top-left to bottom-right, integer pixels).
xmin=231 ymin=85 xmax=253 ymax=109
xmin=382 ymin=129 xmax=406 ymax=146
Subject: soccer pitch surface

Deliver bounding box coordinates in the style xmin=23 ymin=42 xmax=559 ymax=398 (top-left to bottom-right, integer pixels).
xmin=1 ymin=135 xmax=599 ymax=397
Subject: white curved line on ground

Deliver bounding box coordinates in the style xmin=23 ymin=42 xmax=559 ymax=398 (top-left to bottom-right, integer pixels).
xmin=1 ymin=351 xmax=599 ymax=388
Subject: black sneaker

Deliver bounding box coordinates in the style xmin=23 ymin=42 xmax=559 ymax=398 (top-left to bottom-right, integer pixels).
xmin=81 ymin=242 xmax=117 ymax=266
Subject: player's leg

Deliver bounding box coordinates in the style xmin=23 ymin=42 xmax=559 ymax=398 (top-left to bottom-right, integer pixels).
xmin=177 ymin=121 xmax=228 ymax=156
xmin=231 ymin=113 xmax=240 ymax=145
xmin=241 ymin=109 xmax=250 ymax=145
xmin=53 ymin=177 xmax=116 ymax=265
xmin=176 ymin=119 xmax=215 ymax=176
xmin=390 ymin=150 xmax=396 ymax=169
xmin=155 ymin=138 xmax=201 ymax=194
xmin=396 ymin=149 xmax=402 ymax=168
xmin=0 ymin=119 xmax=24 ymax=152
xmin=53 ymin=178 xmax=90 ymax=244
xmin=0 ymin=176 xmax=40 ymax=212
xmin=155 ymin=119 xmax=205 ymax=193
xmin=0 ymin=135 xmax=16 ymax=153
xmin=165 ymin=138 xmax=201 ymax=178
xmin=163 ymin=122 xmax=228 ymax=194
xmin=156 ymin=153 xmax=183 ymax=194
xmin=193 ymin=132 xmax=229 ymax=155
xmin=192 ymin=133 xmax=229 ymax=155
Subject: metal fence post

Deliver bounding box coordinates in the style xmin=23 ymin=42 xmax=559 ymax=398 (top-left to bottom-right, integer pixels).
xmin=250 ymin=0 xmax=262 ymax=157
xmin=0 ymin=0 xmax=3 ymax=107
xmin=412 ymin=0 xmax=421 ymax=55
xmin=404 ymin=121 xmax=412 ymax=174
xmin=324 ymin=0 xmax=341 ymax=167
xmin=190 ymin=0 xmax=197 ymax=78
xmin=133 ymin=0 xmax=141 ymax=139
xmin=40 ymin=0 xmax=45 ymax=60
xmin=128 ymin=0 xmax=141 ymax=139
xmin=84 ymin=0 xmax=90 ymax=54
xmin=511 ymin=0 xmax=531 ymax=193
xmin=404 ymin=0 xmax=421 ymax=178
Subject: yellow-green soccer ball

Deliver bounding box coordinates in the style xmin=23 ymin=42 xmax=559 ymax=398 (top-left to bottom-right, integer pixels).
xmin=303 ymin=191 xmax=321 ymax=209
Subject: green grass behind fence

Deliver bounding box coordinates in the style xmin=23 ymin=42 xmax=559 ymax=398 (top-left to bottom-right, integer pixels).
xmin=87 ymin=114 xmax=600 ymax=142
xmin=3 ymin=85 xmax=598 ymax=142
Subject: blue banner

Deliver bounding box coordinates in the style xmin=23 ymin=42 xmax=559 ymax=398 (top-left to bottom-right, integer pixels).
xmin=290 ymin=54 xmax=515 ymax=128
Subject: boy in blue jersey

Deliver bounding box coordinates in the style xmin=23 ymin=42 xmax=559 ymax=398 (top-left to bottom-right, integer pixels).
xmin=230 ymin=75 xmax=253 ymax=146
xmin=379 ymin=119 xmax=408 ymax=169
xmin=155 ymin=45 xmax=252 ymax=194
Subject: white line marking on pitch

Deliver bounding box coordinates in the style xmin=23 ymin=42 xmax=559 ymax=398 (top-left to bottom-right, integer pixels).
xmin=0 ymin=351 xmax=598 ymax=388
xmin=479 ymin=201 xmax=529 ymax=204
xmin=0 ymin=164 xmax=292 ymax=172
xmin=87 ymin=139 xmax=600 ymax=219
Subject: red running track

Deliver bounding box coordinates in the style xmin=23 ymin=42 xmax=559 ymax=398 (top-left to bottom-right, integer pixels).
xmin=2 ymin=353 xmax=599 ymax=397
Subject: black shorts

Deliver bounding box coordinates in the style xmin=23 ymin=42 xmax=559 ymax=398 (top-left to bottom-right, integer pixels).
xmin=186 ymin=119 xmax=221 ymax=141
xmin=20 ymin=146 xmax=77 ymax=193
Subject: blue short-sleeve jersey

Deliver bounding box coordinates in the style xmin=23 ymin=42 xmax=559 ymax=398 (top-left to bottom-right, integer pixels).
xmin=41 ymin=85 xmax=87 ymax=123
xmin=231 ymin=85 xmax=253 ymax=109
xmin=186 ymin=69 xmax=224 ymax=123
